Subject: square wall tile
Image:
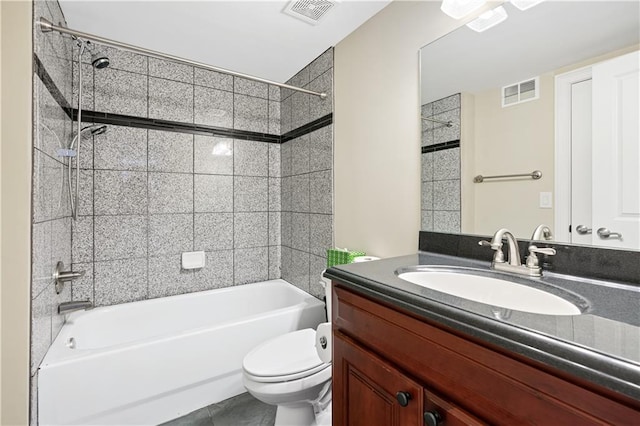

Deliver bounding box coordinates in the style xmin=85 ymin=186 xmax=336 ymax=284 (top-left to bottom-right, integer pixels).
xmin=32 ymin=220 xmax=53 ymax=297
xmin=291 ymin=92 xmax=310 ymax=131
xmin=94 ymin=126 xmax=147 ymax=171
xmin=148 ymin=254 xmax=196 ymax=299
xmin=269 ymin=85 xmax=281 ymax=102
xmin=149 ymin=172 xmax=194 ymax=214
xmin=94 ymin=258 xmax=148 ymax=306
xmin=310 ymin=48 xmax=333 ymax=82
xmin=281 ymin=212 xmax=292 ymax=248
xmin=235 ymin=176 xmax=268 ymax=212
xmin=52 ymin=273 xmax=72 ymax=338
xmin=94 ymin=170 xmax=147 ymax=215
xmin=309 ymin=125 xmax=332 ymax=172
xmin=234 ymin=94 xmax=268 ymax=133
xmin=195 ymin=68 xmax=233 ymax=91
xmin=310 ymin=214 xmax=332 ymax=257
xmin=194 ymin=174 xmax=233 ymax=213
xmin=31 ymin=288 xmax=51 ymax=375
xmin=72 ymin=216 xmax=93 ymax=264
xmin=194 ymin=86 xmax=233 ymax=128
xmin=268 ymin=144 xmax=281 ymax=178
xmin=309 ymin=170 xmax=331 ymax=214
xmin=286 ymin=67 xmax=310 ymax=93
xmin=98 ymin=45 xmax=147 ymax=74
xmin=421 ymin=181 xmax=433 ymax=211
xmin=291 ymin=174 xmax=310 ymax=213
xmin=269 ymin=178 xmax=281 ymax=212
xmin=281 ymin=246 xmax=292 ymax=282
xmin=235 ymin=77 xmax=269 ymax=99
xmin=149 ymin=77 xmax=194 ymax=123
xmin=280 ymin=95 xmax=293 ymax=135
xmin=74 ymin=169 xmax=94 ymax=217
xmin=269 ymin=246 xmax=281 ymax=280
xmin=291 ymin=213 xmax=310 ymax=252
xmin=194 ymin=136 xmax=233 ymax=175
xmin=280 ymin=141 xmax=292 ymax=178
xmin=421 ymin=210 xmax=434 ymax=231
xmin=148 ymin=130 xmax=194 ymax=173
xmin=234 ymin=212 xmax=268 ymax=248
xmin=95 ymin=68 xmax=147 ymax=117
xmin=291 ymin=135 xmax=310 ymax=175
xmin=194 ymin=213 xmax=234 ymax=251
xmin=269 ymin=212 xmax=281 ymax=246
xmin=71 ymin=262 xmax=94 ymax=303
xmin=433 ymin=179 xmax=460 ymax=211
xmin=433 ymin=211 xmax=461 ymax=233
xmin=194 ymin=250 xmax=234 ymax=290
xmin=149 ymin=58 xmax=193 ymax=84
xmin=94 ymin=215 xmax=147 ymax=261
xmin=39 ymin=78 xmax=73 ymax=159
xmin=421 ymin=102 xmax=433 ymax=118
xmin=234 ymin=140 xmax=268 ymax=176
xmin=433 ymin=148 xmax=460 ymax=181
xmin=433 ymin=93 xmax=460 ymax=115
xmin=309 ymin=70 xmax=332 ymax=121
xmin=149 ymin=214 xmax=194 ymax=256
xmin=433 ymin=108 xmax=461 ymax=145
xmin=234 ymin=247 xmax=268 ymax=285
xmin=269 ymin=101 xmax=281 ymax=135
xmin=422 ymin=129 xmax=434 ymax=147
xmin=289 ymin=249 xmax=310 ymax=293
xmin=72 ymin=62 xmax=94 ymax=111
xmin=32 ymin=150 xmax=53 ymax=223
xmin=421 ymin=152 xmax=433 ymax=182
xmin=281 ymin=175 xmax=292 ymax=212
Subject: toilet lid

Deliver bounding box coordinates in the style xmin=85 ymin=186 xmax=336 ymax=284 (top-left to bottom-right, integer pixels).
xmin=243 ymin=329 xmax=326 ymax=380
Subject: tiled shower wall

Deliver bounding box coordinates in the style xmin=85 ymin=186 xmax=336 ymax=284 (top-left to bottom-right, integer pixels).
xmin=70 ymin=50 xmax=285 ymax=306
xmin=69 ymin=47 xmax=334 ymax=305
xmin=31 ymin=0 xmax=75 ymax=423
xmin=280 ymin=50 xmax=334 ymax=300
xmin=421 ymin=93 xmax=461 ymax=233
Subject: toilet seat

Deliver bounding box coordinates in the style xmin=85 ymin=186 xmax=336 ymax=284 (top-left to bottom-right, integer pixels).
xmin=243 ymin=329 xmax=329 ymax=383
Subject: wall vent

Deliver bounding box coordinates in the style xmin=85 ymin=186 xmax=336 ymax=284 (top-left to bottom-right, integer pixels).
xmin=502 ymin=77 xmax=539 ymax=107
xmin=283 ymin=0 xmax=338 ymax=25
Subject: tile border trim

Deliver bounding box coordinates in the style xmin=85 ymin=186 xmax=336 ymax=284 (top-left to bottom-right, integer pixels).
xmin=421 ymin=139 xmax=460 ymax=154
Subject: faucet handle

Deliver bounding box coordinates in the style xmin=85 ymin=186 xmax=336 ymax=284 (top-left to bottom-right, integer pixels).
xmin=479 ymin=240 xmax=505 ymax=263
xmin=526 ymin=245 xmax=556 ymax=269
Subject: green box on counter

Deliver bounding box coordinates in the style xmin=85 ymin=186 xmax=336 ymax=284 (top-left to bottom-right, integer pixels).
xmin=326 ymin=248 xmax=366 ymax=268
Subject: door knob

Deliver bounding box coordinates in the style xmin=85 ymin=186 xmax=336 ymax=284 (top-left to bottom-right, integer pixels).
xmin=395 ymin=391 xmax=411 ymax=407
xmin=423 ymin=410 xmax=443 ymax=426
xmin=575 ymin=225 xmax=592 ymax=235
xmin=597 ymin=228 xmax=623 ymax=239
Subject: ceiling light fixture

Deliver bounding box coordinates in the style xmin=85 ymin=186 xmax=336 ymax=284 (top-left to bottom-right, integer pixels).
xmin=510 ymin=0 xmax=545 ymax=11
xmin=466 ymin=6 xmax=508 ymax=32
xmin=440 ymin=0 xmax=487 ymax=20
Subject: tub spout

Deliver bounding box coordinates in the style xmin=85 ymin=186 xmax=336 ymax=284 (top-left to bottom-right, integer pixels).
xmin=58 ymin=300 xmax=93 ymax=315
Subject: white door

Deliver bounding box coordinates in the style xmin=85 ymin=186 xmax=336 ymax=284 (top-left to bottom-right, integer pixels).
xmin=570 ymin=79 xmax=593 ymax=246
xmin=592 ymin=50 xmax=640 ymax=249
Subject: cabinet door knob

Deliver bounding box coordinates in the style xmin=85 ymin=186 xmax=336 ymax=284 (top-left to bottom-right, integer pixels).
xmin=396 ymin=391 xmax=412 ymax=407
xmin=423 ymin=410 xmax=443 ymax=426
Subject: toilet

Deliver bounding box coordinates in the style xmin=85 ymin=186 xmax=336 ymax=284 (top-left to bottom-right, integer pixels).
xmin=242 ymin=274 xmax=333 ymax=426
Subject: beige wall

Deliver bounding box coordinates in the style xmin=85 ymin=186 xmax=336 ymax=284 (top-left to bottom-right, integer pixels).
xmin=463 ymin=73 xmax=555 ymax=238
xmin=1 ymin=0 xmax=33 ymax=424
xmin=334 ymin=0 xmax=499 ymax=258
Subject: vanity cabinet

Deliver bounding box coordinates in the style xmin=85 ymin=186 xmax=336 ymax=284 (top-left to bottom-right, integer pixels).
xmin=332 ymin=284 xmax=640 ymax=425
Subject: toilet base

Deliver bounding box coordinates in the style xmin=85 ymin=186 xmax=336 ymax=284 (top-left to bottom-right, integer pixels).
xmin=275 ymin=403 xmax=316 ymax=426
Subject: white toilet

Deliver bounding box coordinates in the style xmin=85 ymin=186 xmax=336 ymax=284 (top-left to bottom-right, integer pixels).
xmin=242 ymin=274 xmax=333 ymax=426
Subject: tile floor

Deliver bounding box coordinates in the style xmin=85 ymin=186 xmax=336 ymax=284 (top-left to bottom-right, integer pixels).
xmin=161 ymin=392 xmax=276 ymax=426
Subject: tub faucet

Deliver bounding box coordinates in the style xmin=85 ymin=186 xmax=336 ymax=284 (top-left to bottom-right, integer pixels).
xmin=479 ymin=228 xmax=556 ymax=277
xmin=58 ymin=300 xmax=93 ymax=315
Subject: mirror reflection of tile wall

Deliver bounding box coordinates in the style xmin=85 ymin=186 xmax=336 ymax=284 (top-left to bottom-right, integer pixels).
xmin=421 ymin=93 xmax=461 ymax=233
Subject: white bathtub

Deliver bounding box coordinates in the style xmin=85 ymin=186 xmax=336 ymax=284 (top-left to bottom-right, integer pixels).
xmin=38 ymin=279 xmax=326 ymax=425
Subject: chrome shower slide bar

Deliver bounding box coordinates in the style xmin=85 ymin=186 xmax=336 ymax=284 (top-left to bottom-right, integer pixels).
xmin=37 ymin=17 xmax=327 ymax=99
xmin=421 ymin=116 xmax=453 ymax=127
xmin=473 ymin=170 xmax=542 ymax=183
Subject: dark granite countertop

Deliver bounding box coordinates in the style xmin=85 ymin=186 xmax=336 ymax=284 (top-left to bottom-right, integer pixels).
xmin=324 ymin=252 xmax=640 ymax=401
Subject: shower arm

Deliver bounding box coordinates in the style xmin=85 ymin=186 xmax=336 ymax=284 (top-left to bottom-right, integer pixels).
xmin=37 ymin=17 xmax=328 ymax=100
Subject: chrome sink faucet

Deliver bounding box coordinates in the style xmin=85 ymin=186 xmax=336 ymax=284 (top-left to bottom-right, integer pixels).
xmin=480 ymin=228 xmax=556 ymax=277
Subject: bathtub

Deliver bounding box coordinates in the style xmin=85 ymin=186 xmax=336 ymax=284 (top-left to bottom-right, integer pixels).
xmin=38 ymin=279 xmax=326 ymax=425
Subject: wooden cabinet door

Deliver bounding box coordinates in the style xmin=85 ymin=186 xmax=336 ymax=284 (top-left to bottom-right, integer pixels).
xmin=333 ymin=331 xmax=423 ymax=426
xmin=423 ymin=389 xmax=487 ymax=426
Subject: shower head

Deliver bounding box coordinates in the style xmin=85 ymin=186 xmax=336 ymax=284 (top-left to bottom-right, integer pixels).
xmin=84 ymin=41 xmax=110 ymax=69
xmin=82 ymin=124 xmax=108 ymax=136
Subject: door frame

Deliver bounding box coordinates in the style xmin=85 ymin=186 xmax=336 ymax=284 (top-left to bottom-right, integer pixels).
xmin=554 ymin=66 xmax=592 ymax=243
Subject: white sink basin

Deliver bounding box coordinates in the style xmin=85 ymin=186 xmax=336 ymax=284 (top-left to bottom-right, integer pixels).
xmin=397 ymin=267 xmax=583 ymax=316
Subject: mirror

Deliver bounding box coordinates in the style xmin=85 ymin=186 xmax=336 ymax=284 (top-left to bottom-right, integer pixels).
xmin=420 ymin=0 xmax=640 ymax=250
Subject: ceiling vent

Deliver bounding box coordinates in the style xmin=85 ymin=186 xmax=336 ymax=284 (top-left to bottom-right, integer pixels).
xmin=283 ymin=0 xmax=338 ymax=25
xmin=502 ymin=77 xmax=539 ymax=107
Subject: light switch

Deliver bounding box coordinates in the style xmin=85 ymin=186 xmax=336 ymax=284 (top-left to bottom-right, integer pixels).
xmin=539 ymin=192 xmax=552 ymax=209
